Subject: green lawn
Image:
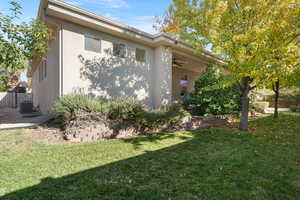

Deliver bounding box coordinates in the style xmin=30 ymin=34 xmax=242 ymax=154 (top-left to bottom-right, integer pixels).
xmin=1 ymin=113 xmax=300 ymax=200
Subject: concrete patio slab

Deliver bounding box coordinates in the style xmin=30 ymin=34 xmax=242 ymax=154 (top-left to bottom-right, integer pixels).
xmin=0 ymin=108 xmax=53 ymax=130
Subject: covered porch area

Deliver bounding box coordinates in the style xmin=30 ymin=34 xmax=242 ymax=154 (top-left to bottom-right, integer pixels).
xmin=171 ymin=51 xmax=208 ymax=101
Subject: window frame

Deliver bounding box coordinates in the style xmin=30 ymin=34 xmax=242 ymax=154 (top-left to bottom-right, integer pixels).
xmin=113 ymin=43 xmax=126 ymax=58
xmin=135 ymin=48 xmax=146 ymax=62
xmin=84 ymin=34 xmax=101 ymax=53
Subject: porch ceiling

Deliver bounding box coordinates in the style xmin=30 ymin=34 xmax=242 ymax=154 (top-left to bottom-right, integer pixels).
xmin=172 ymin=53 xmax=207 ymax=73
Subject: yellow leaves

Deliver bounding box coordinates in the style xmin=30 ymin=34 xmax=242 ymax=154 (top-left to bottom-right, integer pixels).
xmin=216 ymin=1 xmax=228 ymax=12
xmin=244 ymin=6 xmax=252 ymax=12
xmin=162 ymin=18 xmax=181 ymax=34
xmin=162 ymin=0 xmax=300 ymax=85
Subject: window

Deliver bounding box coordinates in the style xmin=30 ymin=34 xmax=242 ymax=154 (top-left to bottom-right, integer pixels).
xmin=136 ymin=48 xmax=146 ymax=62
xmin=84 ymin=35 xmax=101 ymax=53
xmin=113 ymin=43 xmax=126 ymax=58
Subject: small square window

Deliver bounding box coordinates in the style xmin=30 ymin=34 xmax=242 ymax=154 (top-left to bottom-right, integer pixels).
xmin=113 ymin=43 xmax=126 ymax=58
xmin=136 ymin=48 xmax=146 ymax=62
xmin=85 ymin=35 xmax=101 ymax=53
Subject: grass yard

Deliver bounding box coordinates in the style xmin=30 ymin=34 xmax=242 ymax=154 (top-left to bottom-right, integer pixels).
xmin=1 ymin=113 xmax=300 ymax=200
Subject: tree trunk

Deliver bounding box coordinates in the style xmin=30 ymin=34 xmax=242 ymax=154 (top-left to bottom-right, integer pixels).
xmin=239 ymin=77 xmax=252 ymax=131
xmin=273 ymin=80 xmax=280 ymax=119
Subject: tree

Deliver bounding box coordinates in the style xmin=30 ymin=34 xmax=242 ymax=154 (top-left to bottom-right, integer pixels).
xmin=158 ymin=0 xmax=300 ymax=130
xmin=256 ymin=2 xmax=300 ymax=118
xmin=0 ymin=1 xmax=52 ymax=90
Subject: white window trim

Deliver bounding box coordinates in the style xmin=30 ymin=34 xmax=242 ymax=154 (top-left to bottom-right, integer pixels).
xmin=84 ymin=34 xmax=101 ymax=53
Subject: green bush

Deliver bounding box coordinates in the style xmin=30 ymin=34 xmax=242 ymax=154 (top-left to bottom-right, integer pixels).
xmin=186 ymin=66 xmax=241 ymax=115
xmin=53 ymin=94 xmax=105 ymax=119
xmin=53 ymin=95 xmax=190 ymax=130
xmin=106 ymin=97 xmax=145 ymax=121
xmin=137 ymin=103 xmax=190 ymax=130
xmin=290 ymin=106 xmax=300 ymax=112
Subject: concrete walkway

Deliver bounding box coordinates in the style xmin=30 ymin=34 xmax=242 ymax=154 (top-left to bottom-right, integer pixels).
xmin=0 ymin=108 xmax=52 ymax=130
xmin=265 ymin=107 xmax=290 ymax=113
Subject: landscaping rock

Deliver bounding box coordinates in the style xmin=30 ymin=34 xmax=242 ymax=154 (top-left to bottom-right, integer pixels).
xmin=63 ymin=109 xmax=139 ymax=142
xmin=62 ymin=109 xmax=227 ymax=143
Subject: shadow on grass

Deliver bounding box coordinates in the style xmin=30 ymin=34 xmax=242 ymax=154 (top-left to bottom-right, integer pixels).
xmin=2 ymin=114 xmax=300 ymax=200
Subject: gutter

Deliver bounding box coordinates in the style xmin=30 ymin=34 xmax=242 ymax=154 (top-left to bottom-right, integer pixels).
xmin=46 ymin=0 xmax=224 ymax=64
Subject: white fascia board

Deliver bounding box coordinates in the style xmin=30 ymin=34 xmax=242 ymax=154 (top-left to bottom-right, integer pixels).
xmin=45 ymin=0 xmax=224 ymax=64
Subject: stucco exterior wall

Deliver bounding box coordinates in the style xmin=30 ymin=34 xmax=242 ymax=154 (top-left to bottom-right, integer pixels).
xmin=32 ymin=29 xmax=60 ymax=114
xmin=153 ymin=46 xmax=173 ymax=107
xmin=61 ymin=22 xmax=172 ymax=108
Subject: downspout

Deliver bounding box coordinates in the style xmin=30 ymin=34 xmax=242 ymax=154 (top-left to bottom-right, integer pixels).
xmin=59 ymin=24 xmax=63 ymax=97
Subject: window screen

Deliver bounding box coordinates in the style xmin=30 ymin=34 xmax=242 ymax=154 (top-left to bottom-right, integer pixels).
xmin=113 ymin=43 xmax=126 ymax=58
xmin=136 ymin=48 xmax=146 ymax=62
xmin=85 ymin=35 xmax=101 ymax=53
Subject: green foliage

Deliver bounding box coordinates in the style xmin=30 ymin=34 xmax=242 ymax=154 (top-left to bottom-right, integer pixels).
xmin=53 ymin=95 xmax=104 ymax=119
xmin=136 ymin=103 xmax=189 ymax=130
xmin=0 ymin=1 xmax=52 ymax=89
xmin=187 ymin=66 xmax=241 ymax=115
xmin=106 ymin=97 xmax=144 ymax=121
xmin=0 ymin=74 xmax=9 ymax=91
xmin=161 ymin=0 xmax=300 ymax=130
xmin=53 ymin=95 xmax=190 ymax=129
xmin=290 ymin=106 xmax=300 ymax=113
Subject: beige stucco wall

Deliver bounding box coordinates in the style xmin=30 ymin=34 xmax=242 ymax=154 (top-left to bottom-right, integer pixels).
xmin=153 ymin=46 xmax=173 ymax=107
xmin=32 ymin=28 xmax=60 ymax=114
xmin=32 ymin=17 xmax=204 ymax=113
xmin=61 ymin=22 xmax=173 ymax=108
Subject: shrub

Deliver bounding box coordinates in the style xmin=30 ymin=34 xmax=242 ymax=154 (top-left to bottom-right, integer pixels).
xmin=106 ymin=97 xmax=145 ymax=121
xmin=186 ymin=65 xmax=241 ymax=115
xmin=53 ymin=95 xmax=190 ymax=131
xmin=290 ymin=106 xmax=300 ymax=112
xmin=53 ymin=94 xmax=104 ymax=119
xmin=137 ymin=103 xmax=190 ymax=130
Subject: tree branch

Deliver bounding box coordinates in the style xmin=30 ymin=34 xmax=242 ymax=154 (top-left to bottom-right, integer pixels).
xmin=286 ymin=33 xmax=300 ymax=45
xmin=250 ymin=85 xmax=256 ymax=91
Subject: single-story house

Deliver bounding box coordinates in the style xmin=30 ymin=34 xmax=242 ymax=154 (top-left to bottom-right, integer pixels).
xmin=29 ymin=0 xmax=223 ymax=114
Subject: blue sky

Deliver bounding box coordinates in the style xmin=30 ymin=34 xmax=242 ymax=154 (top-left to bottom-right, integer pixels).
xmin=0 ymin=0 xmax=172 ymax=34
xmin=0 ymin=0 xmax=172 ymax=81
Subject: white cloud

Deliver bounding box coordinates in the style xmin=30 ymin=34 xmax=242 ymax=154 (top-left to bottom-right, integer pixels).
xmin=66 ymin=0 xmax=130 ymax=9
